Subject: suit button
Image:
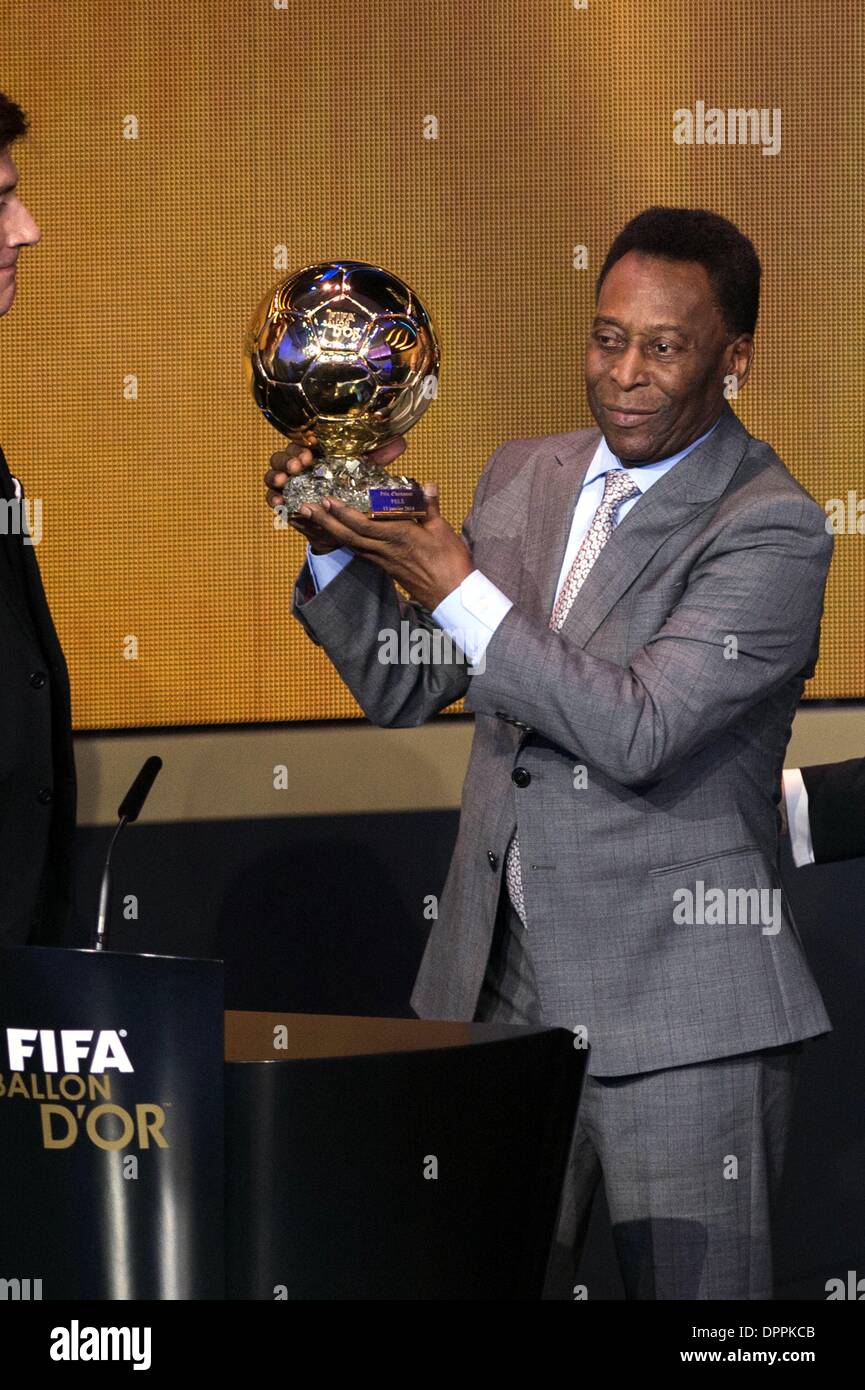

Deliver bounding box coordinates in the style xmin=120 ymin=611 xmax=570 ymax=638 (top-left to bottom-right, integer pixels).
xmin=512 ymin=767 xmax=531 ymax=788
xmin=37 ymin=787 xmax=53 ymax=805
xmin=487 ymin=850 xmax=498 ymax=870
xmin=29 ymin=670 xmax=47 ymax=689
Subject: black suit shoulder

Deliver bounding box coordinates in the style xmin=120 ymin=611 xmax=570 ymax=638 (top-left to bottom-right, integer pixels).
xmin=800 ymin=757 xmax=865 ymax=864
xmin=0 ymin=443 xmax=77 ymax=945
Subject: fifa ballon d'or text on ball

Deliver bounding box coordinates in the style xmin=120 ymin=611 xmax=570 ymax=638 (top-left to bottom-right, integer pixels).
xmin=245 ymin=261 xmax=440 ymax=519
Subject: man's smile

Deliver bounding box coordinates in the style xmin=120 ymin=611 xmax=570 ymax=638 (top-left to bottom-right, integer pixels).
xmin=602 ymin=405 xmax=659 ymax=426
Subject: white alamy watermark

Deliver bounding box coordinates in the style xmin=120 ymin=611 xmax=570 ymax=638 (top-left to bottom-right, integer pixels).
xmin=0 ymin=496 xmax=42 ymax=544
xmin=0 ymin=1276 xmax=42 ymax=1300
xmin=50 ymin=1320 xmax=151 ymax=1370
xmin=377 ymin=621 xmax=485 ymax=674
xmin=824 ymin=491 xmax=865 ymax=535
xmin=672 ymin=882 xmax=782 ymax=935
xmin=673 ymin=102 xmax=781 ymax=156
xmin=826 ymin=1271 xmax=865 ymax=1299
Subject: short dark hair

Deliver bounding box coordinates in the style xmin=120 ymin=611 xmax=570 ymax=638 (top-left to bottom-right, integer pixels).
xmin=0 ymin=91 xmax=28 ymax=153
xmin=595 ymin=207 xmax=761 ymax=338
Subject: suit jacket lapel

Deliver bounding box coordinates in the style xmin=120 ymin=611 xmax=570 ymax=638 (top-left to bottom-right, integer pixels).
xmin=0 ymin=444 xmax=39 ymax=640
xmin=524 ymin=402 xmax=751 ymax=649
xmin=0 ymin=445 xmax=72 ymax=716
xmin=518 ymin=430 xmax=599 ymax=622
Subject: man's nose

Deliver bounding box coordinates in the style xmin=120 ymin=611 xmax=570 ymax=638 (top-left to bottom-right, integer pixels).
xmin=10 ymin=200 xmax=41 ymax=248
xmin=610 ymin=343 xmax=649 ymax=389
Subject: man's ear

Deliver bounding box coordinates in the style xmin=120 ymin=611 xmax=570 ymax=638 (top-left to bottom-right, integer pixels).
xmin=728 ymin=333 xmax=754 ymax=390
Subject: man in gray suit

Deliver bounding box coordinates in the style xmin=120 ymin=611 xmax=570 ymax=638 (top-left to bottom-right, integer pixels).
xmin=266 ymin=207 xmax=833 ymax=1299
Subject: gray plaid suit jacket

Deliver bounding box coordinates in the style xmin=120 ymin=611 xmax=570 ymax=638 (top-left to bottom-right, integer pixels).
xmin=292 ymin=402 xmax=833 ymax=1074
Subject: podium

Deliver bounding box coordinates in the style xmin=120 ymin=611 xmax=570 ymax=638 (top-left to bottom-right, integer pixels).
xmin=0 ymin=948 xmax=587 ymax=1299
xmin=225 ymin=1010 xmax=586 ymax=1299
xmin=0 ymin=946 xmax=224 ymax=1299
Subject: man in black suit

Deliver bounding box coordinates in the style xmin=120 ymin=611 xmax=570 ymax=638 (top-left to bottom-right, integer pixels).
xmin=0 ymin=91 xmax=76 ymax=945
xmin=783 ymin=761 xmax=865 ymax=866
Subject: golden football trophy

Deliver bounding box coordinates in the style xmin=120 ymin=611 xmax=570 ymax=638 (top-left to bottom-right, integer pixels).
xmin=245 ymin=261 xmax=440 ymax=518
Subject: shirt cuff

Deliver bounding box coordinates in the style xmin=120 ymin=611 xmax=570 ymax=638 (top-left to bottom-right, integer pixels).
xmin=306 ymin=544 xmax=355 ymax=594
xmin=430 ymin=569 xmax=513 ymax=670
xmin=783 ymin=767 xmax=815 ymax=868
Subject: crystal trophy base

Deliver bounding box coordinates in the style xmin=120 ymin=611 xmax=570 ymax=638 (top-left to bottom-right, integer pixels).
xmin=282 ymin=456 xmax=427 ymax=519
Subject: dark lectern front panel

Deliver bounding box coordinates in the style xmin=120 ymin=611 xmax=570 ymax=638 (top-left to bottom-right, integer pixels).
xmin=225 ymin=1012 xmax=586 ymax=1299
xmin=0 ymin=946 xmax=223 ymax=1300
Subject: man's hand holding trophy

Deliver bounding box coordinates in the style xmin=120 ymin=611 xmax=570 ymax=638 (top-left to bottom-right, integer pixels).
xmin=251 ymin=261 xmax=474 ymax=611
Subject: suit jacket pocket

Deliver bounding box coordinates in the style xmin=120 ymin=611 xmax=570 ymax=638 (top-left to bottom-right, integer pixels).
xmin=649 ymin=843 xmax=762 ymax=876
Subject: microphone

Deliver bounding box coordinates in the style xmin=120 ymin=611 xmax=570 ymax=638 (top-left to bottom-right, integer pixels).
xmin=117 ymin=756 xmax=163 ymax=824
xmin=92 ymin=757 xmax=163 ymax=952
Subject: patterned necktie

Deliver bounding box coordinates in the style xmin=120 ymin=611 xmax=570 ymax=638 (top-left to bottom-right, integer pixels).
xmin=504 ymin=468 xmax=641 ymax=927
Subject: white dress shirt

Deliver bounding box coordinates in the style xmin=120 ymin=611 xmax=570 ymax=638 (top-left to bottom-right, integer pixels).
xmin=782 ymin=767 xmax=815 ymax=866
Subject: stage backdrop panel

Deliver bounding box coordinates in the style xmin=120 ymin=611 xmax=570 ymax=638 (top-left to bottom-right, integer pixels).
xmin=1 ymin=0 xmax=861 ymax=727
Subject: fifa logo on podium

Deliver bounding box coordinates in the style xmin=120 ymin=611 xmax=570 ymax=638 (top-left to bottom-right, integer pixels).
xmin=4 ymin=1028 xmax=134 ymax=1074
xmin=1 ymin=1027 xmax=170 ymax=1152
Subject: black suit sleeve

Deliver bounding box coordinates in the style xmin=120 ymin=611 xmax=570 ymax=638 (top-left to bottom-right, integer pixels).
xmin=800 ymin=758 xmax=865 ymax=865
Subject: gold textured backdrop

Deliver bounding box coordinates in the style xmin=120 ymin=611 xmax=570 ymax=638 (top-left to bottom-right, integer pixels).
xmin=0 ymin=0 xmax=861 ymax=728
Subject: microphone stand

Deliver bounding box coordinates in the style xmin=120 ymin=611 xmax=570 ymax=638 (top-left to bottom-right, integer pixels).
xmin=91 ymin=756 xmax=163 ymax=952
xmin=93 ymin=817 xmax=128 ymax=952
